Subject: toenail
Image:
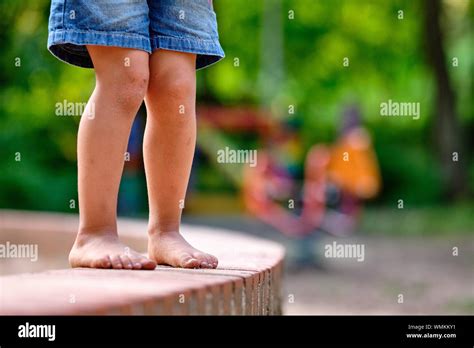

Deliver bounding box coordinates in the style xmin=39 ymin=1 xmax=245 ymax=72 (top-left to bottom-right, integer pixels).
xmin=201 ymin=262 xmax=209 ymax=267
xmin=134 ymin=263 xmax=141 ymax=268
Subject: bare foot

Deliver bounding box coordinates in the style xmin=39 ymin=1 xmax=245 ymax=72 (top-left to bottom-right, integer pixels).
xmin=69 ymin=231 xmax=156 ymax=270
xmin=148 ymin=230 xmax=218 ymax=269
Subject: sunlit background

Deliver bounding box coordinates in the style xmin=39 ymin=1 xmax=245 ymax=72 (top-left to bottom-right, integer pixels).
xmin=1 ymin=0 xmax=473 ymax=314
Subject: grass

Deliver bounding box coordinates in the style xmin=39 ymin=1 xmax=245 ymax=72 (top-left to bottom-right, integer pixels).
xmin=359 ymin=204 xmax=474 ymax=236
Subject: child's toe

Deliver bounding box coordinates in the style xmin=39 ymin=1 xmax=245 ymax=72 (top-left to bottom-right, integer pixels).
xmin=192 ymin=254 xmax=210 ymax=268
xmin=202 ymin=254 xmax=216 ymax=268
xmin=130 ymin=257 xmax=143 ymax=269
xmin=140 ymin=258 xmax=156 ymax=270
xmin=94 ymin=256 xmax=111 ymax=269
xmin=110 ymin=255 xmax=123 ymax=269
xmin=120 ymin=255 xmax=133 ymax=269
xmin=209 ymin=255 xmax=218 ymax=268
xmin=182 ymin=256 xmax=200 ymax=268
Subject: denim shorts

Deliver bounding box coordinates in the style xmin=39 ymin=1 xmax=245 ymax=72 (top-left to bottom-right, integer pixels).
xmin=47 ymin=0 xmax=225 ymax=70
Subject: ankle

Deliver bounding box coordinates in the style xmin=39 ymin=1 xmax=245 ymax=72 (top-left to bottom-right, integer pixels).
xmin=148 ymin=223 xmax=180 ymax=236
xmin=77 ymin=224 xmax=118 ymax=237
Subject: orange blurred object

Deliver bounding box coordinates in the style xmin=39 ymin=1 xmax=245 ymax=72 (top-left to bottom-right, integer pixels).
xmin=327 ymin=128 xmax=381 ymax=199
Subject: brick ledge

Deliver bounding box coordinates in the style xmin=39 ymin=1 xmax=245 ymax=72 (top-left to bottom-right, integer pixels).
xmin=0 ymin=210 xmax=285 ymax=315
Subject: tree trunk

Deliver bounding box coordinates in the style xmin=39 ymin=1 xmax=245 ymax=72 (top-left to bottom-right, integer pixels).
xmin=424 ymin=0 xmax=467 ymax=199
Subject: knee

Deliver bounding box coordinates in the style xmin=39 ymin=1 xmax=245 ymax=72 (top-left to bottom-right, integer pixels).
xmin=148 ymin=71 xmax=195 ymax=105
xmin=117 ymin=67 xmax=149 ymax=110
xmin=99 ymin=66 xmax=149 ymax=112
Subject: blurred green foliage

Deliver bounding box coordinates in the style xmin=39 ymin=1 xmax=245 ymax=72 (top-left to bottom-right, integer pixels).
xmin=0 ymin=0 xmax=473 ymax=213
xmin=361 ymin=204 xmax=474 ymax=235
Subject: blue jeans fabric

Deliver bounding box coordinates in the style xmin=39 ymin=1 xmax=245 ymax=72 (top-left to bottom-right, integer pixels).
xmin=47 ymin=0 xmax=225 ymax=69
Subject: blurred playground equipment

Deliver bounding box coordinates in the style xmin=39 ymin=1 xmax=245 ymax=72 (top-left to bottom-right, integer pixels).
xmin=195 ymin=105 xmax=382 ymax=240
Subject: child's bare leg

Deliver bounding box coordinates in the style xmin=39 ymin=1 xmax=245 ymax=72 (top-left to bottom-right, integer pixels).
xmin=144 ymin=50 xmax=218 ymax=269
xmin=69 ymin=45 xmax=156 ymax=270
